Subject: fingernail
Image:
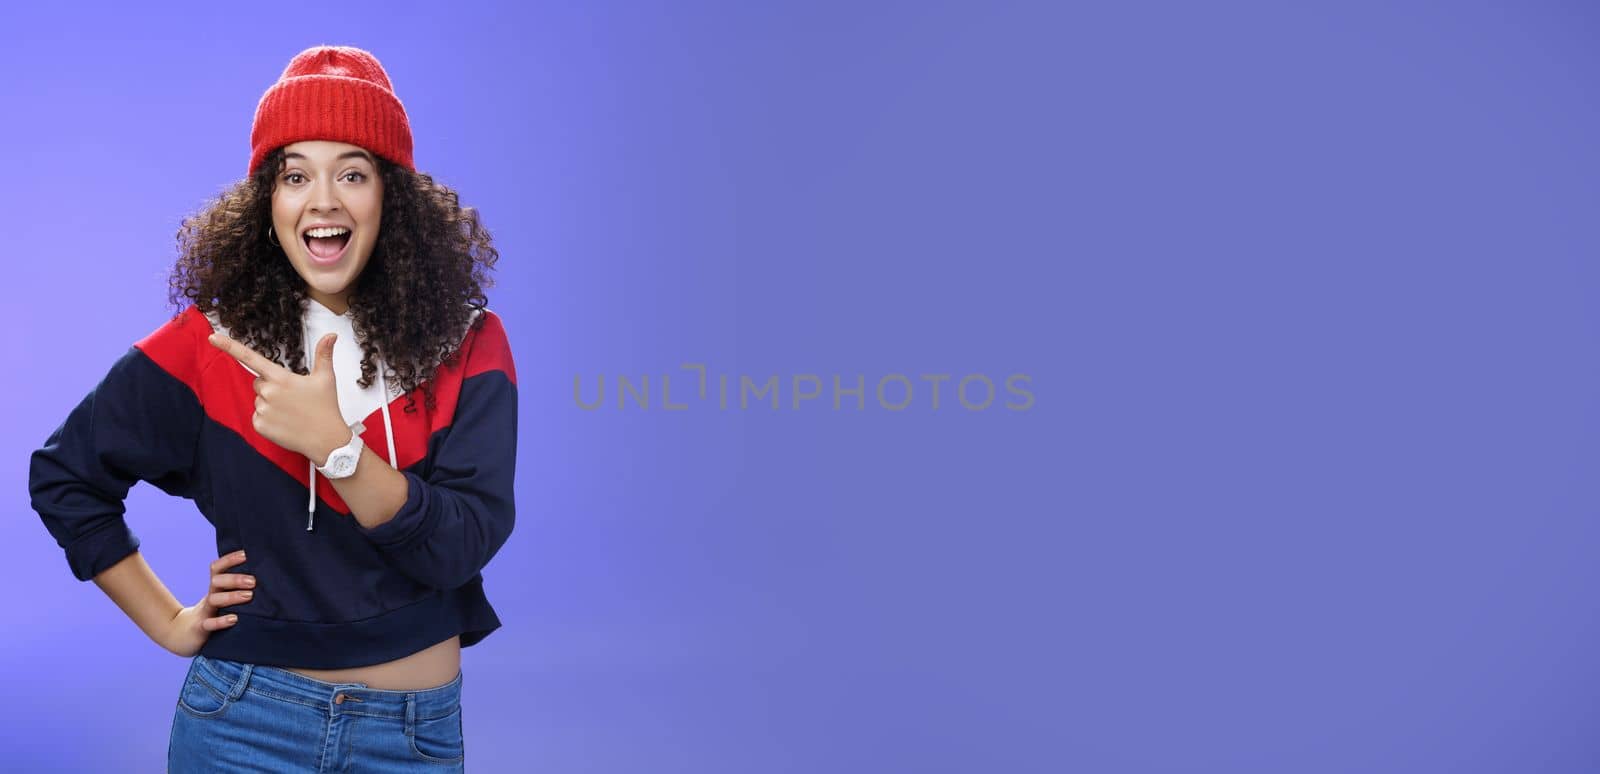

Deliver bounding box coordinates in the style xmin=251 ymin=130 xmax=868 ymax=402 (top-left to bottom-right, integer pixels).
xmin=237 ymin=550 xmax=246 ymax=559
xmin=241 ymin=590 xmax=253 ymax=600
xmin=227 ymin=615 xmax=238 ymax=623
xmin=243 ymin=577 xmax=256 ymax=588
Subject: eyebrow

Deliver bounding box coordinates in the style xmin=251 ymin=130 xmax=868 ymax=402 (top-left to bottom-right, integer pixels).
xmin=283 ymin=150 xmax=377 ymax=165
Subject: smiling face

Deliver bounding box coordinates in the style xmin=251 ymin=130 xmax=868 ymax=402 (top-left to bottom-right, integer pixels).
xmin=270 ymin=140 xmax=384 ymax=314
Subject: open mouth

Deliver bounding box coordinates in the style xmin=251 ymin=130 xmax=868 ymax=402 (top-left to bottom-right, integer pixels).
xmin=303 ymin=226 xmax=352 ymax=266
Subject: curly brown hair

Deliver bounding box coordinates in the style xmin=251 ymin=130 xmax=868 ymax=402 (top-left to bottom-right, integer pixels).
xmin=167 ymin=148 xmax=498 ymax=413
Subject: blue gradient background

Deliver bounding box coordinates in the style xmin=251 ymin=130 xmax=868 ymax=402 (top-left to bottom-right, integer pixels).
xmin=3 ymin=1 xmax=1597 ymax=772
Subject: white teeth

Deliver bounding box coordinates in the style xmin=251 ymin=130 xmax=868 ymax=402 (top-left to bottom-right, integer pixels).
xmin=305 ymin=227 xmax=351 ymax=238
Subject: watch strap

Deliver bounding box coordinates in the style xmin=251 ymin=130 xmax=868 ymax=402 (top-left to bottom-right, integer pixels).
xmin=315 ymin=421 xmax=366 ymax=477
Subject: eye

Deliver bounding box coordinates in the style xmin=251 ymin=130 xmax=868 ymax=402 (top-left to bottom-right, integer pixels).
xmin=341 ymin=171 xmax=368 ymax=183
xmin=282 ymin=172 xmax=306 ymax=185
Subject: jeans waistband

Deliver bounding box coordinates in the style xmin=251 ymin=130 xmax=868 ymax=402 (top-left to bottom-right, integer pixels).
xmin=191 ymin=654 xmax=462 ymax=720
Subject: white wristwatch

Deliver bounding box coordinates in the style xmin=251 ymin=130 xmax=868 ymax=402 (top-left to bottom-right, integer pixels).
xmin=315 ymin=422 xmax=366 ymax=479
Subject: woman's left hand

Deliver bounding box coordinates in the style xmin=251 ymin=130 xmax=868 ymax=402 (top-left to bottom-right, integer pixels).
xmin=209 ymin=331 xmax=351 ymax=464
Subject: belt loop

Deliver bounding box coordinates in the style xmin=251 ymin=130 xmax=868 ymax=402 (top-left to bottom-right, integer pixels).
xmin=404 ymin=694 xmax=417 ymax=737
xmin=228 ymin=663 xmax=254 ymax=701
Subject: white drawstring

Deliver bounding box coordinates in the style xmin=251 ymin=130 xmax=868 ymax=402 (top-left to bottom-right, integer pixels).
xmin=303 ymin=319 xmax=399 ymax=532
xmin=306 ymin=321 xmax=316 ymax=531
xmin=377 ymin=364 xmax=398 ymax=467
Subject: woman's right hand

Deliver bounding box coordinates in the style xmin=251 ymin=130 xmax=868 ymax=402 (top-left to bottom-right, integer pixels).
xmin=160 ymin=551 xmax=256 ymax=658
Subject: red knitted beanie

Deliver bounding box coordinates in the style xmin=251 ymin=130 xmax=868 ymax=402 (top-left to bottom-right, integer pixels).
xmin=248 ymin=46 xmax=414 ymax=176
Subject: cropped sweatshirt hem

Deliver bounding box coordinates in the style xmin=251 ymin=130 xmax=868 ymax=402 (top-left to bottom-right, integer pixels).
xmin=200 ymin=577 xmax=502 ymax=669
xmin=28 ymin=302 xmax=519 ymax=670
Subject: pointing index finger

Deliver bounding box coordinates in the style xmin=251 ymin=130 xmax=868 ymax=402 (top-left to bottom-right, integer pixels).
xmin=209 ymin=332 xmax=283 ymax=379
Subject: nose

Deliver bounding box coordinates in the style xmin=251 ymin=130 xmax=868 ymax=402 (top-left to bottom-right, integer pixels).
xmin=309 ymin=175 xmax=341 ymax=214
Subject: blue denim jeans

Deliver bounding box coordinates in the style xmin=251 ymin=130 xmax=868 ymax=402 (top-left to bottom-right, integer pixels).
xmin=168 ymin=653 xmax=466 ymax=772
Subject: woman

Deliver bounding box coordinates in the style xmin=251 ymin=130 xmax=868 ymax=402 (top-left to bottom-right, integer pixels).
xmin=26 ymin=46 xmax=516 ymax=771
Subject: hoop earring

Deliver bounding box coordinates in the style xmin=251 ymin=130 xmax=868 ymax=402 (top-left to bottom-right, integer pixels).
xmin=267 ymin=228 xmax=280 ymax=247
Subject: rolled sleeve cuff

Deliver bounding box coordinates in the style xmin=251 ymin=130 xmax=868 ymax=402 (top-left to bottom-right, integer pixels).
xmin=357 ymin=470 xmax=441 ymax=551
xmin=64 ymin=518 xmax=141 ymax=581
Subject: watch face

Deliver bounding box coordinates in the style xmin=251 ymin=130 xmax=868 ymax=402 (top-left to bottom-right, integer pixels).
xmin=329 ymin=453 xmax=356 ymax=477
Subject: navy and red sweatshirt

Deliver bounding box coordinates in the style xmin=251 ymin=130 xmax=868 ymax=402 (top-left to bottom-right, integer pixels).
xmin=27 ymin=303 xmax=518 ymax=669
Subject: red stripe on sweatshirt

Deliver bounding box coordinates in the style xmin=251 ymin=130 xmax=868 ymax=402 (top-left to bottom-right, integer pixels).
xmin=133 ymin=306 xmax=212 ymax=394
xmin=136 ymin=306 xmax=515 ymax=517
